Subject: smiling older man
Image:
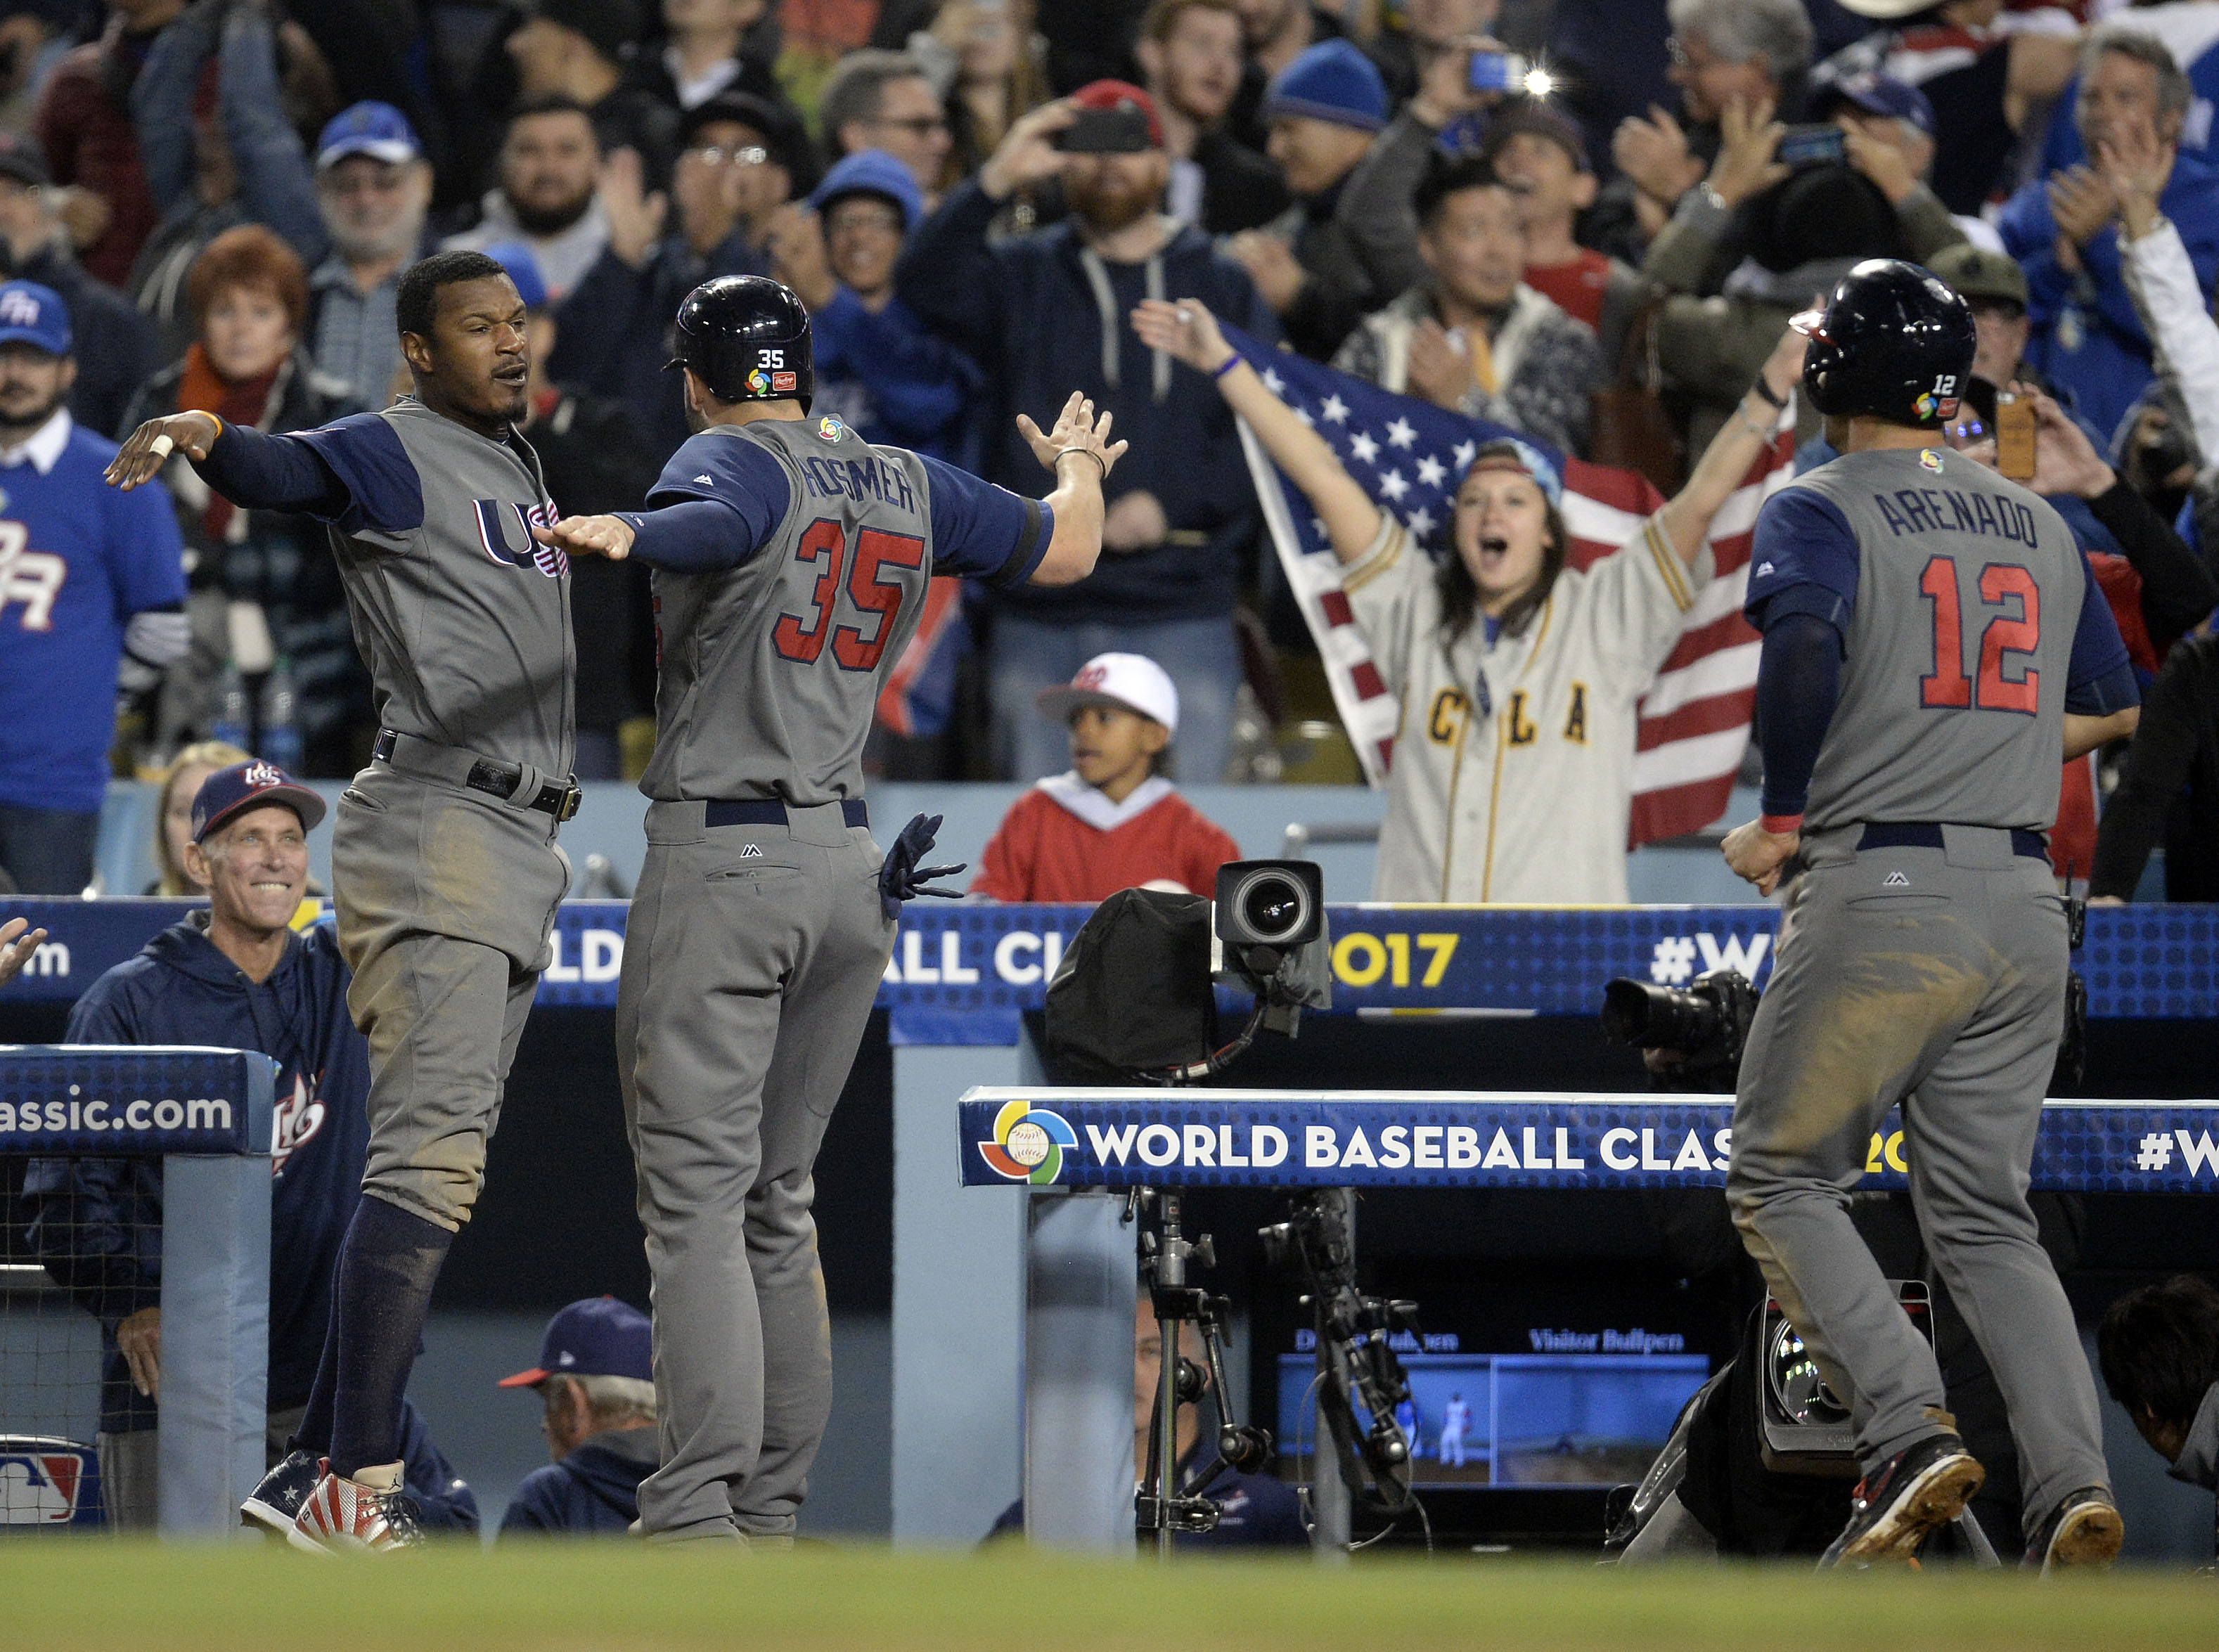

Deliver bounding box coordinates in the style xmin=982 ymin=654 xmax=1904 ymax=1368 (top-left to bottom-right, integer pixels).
xmin=21 ymin=761 xmax=476 ymax=1535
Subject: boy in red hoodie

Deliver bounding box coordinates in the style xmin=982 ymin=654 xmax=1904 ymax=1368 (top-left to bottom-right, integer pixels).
xmin=972 ymin=652 xmax=1241 ymax=902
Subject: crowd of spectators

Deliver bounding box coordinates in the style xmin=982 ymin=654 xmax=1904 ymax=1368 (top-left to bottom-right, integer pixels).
xmin=0 ymin=0 xmax=2211 ymax=902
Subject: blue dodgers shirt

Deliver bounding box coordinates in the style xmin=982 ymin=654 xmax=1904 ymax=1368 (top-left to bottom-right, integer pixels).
xmin=0 ymin=412 xmax=185 ymax=813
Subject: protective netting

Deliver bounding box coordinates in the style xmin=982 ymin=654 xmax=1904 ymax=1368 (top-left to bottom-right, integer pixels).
xmin=2 ymin=1151 xmax=165 ymax=1529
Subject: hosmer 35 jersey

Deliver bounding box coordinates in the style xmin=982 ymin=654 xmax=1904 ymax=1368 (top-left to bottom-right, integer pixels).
xmin=1745 ymin=446 xmax=2124 ymax=833
xmin=612 ymin=394 xmax=1051 ymax=1547
xmin=632 ymin=411 xmax=1045 ymax=805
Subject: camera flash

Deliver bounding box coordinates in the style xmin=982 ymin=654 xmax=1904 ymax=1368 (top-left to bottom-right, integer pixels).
xmin=1524 ymin=67 xmax=1555 ymax=98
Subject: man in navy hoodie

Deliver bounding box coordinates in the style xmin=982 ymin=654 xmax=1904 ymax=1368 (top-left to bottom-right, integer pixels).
xmin=22 ymin=761 xmax=474 ymax=1535
xmin=496 ymin=1296 xmax=659 ymax=1537
xmin=898 ymin=80 xmax=1275 ymax=786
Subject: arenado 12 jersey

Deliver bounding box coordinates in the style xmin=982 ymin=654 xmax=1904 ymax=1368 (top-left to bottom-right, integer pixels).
xmin=627 ymin=413 xmax=1050 ymax=806
xmin=1744 ymin=446 xmax=2136 ymax=834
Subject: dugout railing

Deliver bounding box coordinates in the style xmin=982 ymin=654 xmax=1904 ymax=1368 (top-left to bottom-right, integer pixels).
xmin=1 ymin=1047 xmax=274 ymax=1537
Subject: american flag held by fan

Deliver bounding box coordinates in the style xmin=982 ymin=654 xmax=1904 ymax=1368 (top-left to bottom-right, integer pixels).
xmin=1222 ymin=325 xmax=1799 ymax=845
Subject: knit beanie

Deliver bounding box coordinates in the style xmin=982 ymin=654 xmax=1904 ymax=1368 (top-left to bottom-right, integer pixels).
xmin=1262 ymin=39 xmax=1389 ymax=132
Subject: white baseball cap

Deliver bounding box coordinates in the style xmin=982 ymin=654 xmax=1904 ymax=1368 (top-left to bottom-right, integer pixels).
xmin=1035 ymin=652 xmax=1180 ymax=735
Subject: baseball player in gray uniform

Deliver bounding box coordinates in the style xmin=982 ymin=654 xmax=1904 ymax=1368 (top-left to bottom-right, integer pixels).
xmin=1720 ymin=262 xmax=2141 ymax=1570
xmin=108 ymin=250 xmax=577 ymax=1551
xmin=536 ymin=274 xmax=1124 ymax=1544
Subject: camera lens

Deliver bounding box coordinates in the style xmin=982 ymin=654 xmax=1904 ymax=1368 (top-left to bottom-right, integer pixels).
xmin=1238 ymin=872 xmax=1308 ymax=944
xmin=1768 ymin=1319 xmax=1848 ymax=1425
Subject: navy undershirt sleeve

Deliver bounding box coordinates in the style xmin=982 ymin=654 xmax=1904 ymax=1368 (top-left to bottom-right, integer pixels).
xmin=1756 ymin=609 xmax=1845 ymax=821
xmin=1744 ymin=488 xmax=1861 ymax=630
xmin=611 ymin=500 xmax=750 ymax=574
xmin=637 ymin=431 xmax=791 ymax=568
xmin=193 ymin=424 xmax=351 ymax=520
xmin=919 ymin=453 xmax=1051 ymax=586
xmin=278 ymin=413 xmax=424 ymax=533
xmin=2064 ymin=550 xmax=2140 ymax=716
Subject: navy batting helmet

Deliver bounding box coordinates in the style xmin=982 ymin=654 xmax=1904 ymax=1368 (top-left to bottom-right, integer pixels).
xmin=1793 ymin=259 xmax=1976 ymax=429
xmin=666 ymin=274 xmax=813 ymax=411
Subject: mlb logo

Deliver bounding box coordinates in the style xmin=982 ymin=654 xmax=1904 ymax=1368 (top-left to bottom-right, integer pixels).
xmin=0 ymin=1437 xmax=100 ymax=1526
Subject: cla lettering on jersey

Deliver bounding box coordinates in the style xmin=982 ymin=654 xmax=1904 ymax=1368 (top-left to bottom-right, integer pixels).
xmin=798 ymin=454 xmax=918 ymax=515
xmin=1871 ymin=488 xmax=2039 ymax=546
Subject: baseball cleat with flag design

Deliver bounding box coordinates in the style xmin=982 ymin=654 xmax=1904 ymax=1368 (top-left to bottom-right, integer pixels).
xmin=288 ymin=1460 xmax=425 ymax=1554
xmin=241 ymin=1447 xmax=322 ymax=1535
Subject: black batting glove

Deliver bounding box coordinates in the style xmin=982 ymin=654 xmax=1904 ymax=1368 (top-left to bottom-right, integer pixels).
xmin=880 ymin=811 xmax=967 ymax=919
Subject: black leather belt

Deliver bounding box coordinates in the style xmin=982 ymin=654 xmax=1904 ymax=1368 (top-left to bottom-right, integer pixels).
xmin=705 ymin=799 xmax=869 ymax=830
xmin=1858 ymin=822 xmax=2047 ymax=860
xmin=373 ymin=728 xmax=581 ymax=822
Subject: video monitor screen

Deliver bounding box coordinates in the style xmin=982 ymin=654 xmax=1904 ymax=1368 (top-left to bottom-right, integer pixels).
xmin=1275 ymin=1347 xmax=1709 ymax=1487
xmin=1268 ymin=1266 xmax=1716 ymax=1489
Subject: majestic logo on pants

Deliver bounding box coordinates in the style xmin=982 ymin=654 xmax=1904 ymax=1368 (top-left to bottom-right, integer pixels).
xmin=471 ymin=499 xmax=567 ymax=578
xmin=978 ymin=1098 xmax=1079 ymax=1184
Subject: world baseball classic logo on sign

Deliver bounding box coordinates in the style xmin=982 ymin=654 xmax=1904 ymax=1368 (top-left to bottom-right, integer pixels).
xmin=977 ymin=1098 xmax=1079 ymax=1185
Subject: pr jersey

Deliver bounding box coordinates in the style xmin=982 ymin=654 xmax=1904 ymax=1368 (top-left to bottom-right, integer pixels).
xmin=278 ymin=399 xmax=575 ymax=776
xmin=1342 ymin=512 xmax=1710 ymax=903
xmin=1745 ymin=446 xmax=2132 ymax=834
xmin=634 ymin=413 xmax=1048 ymax=806
xmin=0 ymin=411 xmax=185 ymax=813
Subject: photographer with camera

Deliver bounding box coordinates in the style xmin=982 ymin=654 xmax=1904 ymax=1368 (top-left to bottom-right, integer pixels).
xmin=1643 ymin=93 xmax=1964 ymax=455
xmin=986 ymin=1297 xmax=1306 ymax=1549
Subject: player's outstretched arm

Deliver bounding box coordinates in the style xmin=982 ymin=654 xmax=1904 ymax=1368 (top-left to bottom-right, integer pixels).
xmin=1018 ymin=389 xmax=1131 ymax=586
xmin=534 ymin=514 xmax=638 ymax=560
xmin=105 ymin=411 xmax=221 ymax=491
xmin=1131 ymin=297 xmax=1382 ymax=563
xmin=1656 ymin=324 xmax=1806 ymax=564
xmin=0 ymin=916 xmax=49 ymax=990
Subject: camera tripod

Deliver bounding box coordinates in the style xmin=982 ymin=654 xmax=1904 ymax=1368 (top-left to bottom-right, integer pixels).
xmin=1128 ymin=1187 xmax=1273 ymax=1559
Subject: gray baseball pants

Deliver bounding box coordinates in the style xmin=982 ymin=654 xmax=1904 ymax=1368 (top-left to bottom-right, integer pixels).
xmin=616 ymin=799 xmax=894 ymax=1542
xmin=333 ymin=756 xmax=569 ymax=1230
xmin=1726 ymin=822 xmax=2109 ymax=1537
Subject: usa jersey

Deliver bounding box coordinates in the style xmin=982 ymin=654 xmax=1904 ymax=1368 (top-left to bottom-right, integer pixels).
xmin=0 ymin=411 xmax=184 ymax=813
xmin=637 ymin=413 xmax=1048 ymax=805
xmin=288 ymin=400 xmax=574 ymax=776
xmin=1745 ymin=446 xmax=2134 ymax=833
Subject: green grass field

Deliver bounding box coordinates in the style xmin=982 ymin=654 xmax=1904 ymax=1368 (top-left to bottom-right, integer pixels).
xmin=6 ymin=1543 xmax=2215 ymax=1650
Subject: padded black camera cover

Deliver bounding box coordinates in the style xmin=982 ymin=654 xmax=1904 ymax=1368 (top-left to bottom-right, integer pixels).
xmin=1043 ymin=889 xmax=1219 ymax=1081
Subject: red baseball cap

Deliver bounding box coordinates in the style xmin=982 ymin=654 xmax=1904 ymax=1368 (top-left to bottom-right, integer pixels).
xmin=1066 ymin=80 xmax=1164 ymax=150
